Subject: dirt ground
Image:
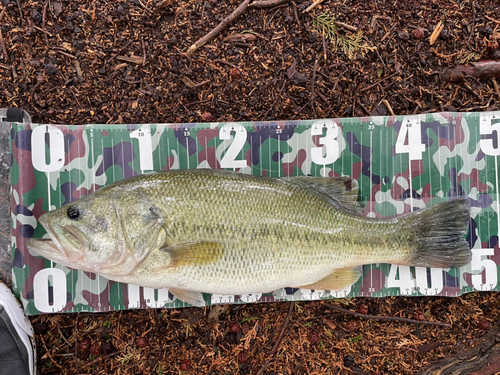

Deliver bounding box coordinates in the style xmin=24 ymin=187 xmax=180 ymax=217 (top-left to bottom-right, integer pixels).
xmin=1 ymin=0 xmax=500 ymax=374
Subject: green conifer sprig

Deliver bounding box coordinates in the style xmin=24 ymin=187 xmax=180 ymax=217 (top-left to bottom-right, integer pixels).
xmin=313 ymin=11 xmax=375 ymax=59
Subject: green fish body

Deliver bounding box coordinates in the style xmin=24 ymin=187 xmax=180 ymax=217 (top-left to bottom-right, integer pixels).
xmin=27 ymin=169 xmax=471 ymax=306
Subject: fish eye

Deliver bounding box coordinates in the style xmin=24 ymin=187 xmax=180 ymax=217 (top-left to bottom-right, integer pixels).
xmin=67 ymin=205 xmax=81 ymax=220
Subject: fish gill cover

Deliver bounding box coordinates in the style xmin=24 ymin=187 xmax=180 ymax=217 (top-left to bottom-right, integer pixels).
xmin=10 ymin=113 xmax=500 ymax=315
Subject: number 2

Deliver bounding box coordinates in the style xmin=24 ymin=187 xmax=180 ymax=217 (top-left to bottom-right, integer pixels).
xmin=219 ymin=123 xmax=248 ymax=168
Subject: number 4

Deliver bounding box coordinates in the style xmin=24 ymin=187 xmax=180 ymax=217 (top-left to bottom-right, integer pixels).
xmin=395 ymin=117 xmax=425 ymax=160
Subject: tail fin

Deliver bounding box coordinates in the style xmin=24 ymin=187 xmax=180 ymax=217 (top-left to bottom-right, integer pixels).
xmin=404 ymin=199 xmax=471 ymax=268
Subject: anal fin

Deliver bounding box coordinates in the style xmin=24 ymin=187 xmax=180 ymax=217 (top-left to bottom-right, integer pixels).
xmin=298 ymin=266 xmax=363 ymax=290
xmin=169 ymin=288 xmax=206 ymax=307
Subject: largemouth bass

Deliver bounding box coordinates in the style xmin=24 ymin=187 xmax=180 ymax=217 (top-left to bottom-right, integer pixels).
xmin=27 ymin=169 xmax=471 ymax=306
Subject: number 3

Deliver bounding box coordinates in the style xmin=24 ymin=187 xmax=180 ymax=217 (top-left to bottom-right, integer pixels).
xmin=311 ymin=119 xmax=340 ymax=165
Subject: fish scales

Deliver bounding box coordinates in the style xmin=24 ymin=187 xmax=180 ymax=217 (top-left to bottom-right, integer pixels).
xmin=27 ymin=169 xmax=472 ymax=306
xmin=120 ymin=171 xmax=397 ymax=292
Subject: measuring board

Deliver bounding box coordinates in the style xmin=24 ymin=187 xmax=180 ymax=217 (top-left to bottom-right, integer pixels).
xmin=10 ymin=112 xmax=500 ymax=315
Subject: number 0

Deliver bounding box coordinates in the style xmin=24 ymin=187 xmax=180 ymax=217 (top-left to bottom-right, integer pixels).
xmin=31 ymin=125 xmax=65 ymax=172
xmin=33 ymin=268 xmax=67 ymax=313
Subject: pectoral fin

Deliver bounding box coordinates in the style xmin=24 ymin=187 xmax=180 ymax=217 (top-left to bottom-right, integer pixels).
xmin=162 ymin=241 xmax=225 ymax=267
xmin=298 ymin=266 xmax=363 ymax=290
xmin=169 ymin=288 xmax=206 ymax=307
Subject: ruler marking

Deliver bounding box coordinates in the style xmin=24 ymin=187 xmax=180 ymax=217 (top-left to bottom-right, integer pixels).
xmin=278 ymin=133 xmax=281 ymax=177
xmin=369 ymin=127 xmax=373 ymax=293
xmin=90 ymin=129 xmax=97 ymax=308
xmin=496 ymin=155 xmax=499 ymax=248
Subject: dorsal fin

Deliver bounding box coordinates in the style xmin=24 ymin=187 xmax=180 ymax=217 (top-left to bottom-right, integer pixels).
xmin=283 ymin=176 xmax=362 ymax=211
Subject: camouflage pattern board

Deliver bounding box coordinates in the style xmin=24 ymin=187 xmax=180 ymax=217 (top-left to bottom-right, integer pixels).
xmin=9 ymin=112 xmax=500 ymax=315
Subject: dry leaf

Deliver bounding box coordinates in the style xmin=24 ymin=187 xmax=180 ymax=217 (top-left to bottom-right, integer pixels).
xmin=223 ymin=33 xmax=258 ymax=43
xmin=181 ymin=76 xmax=196 ymax=88
xmin=287 ymin=60 xmax=308 ymax=85
xmin=53 ymin=1 xmax=63 ymax=17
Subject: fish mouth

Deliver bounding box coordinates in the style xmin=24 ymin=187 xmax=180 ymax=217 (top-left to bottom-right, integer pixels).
xmin=29 ymin=215 xmax=89 ymax=263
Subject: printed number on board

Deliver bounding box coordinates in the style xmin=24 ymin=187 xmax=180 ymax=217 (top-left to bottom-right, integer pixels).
xmin=386 ymin=265 xmax=444 ymax=296
xmin=130 ymin=124 xmax=154 ymax=171
xmin=219 ymin=123 xmax=248 ymax=168
xmin=471 ymin=248 xmax=498 ymax=291
xmin=31 ymin=125 xmax=65 ymax=172
xmin=395 ymin=117 xmax=425 ymax=160
xmin=33 ymin=268 xmax=67 ymax=313
xmin=311 ymin=119 xmax=340 ymax=165
xmin=479 ymin=113 xmax=500 ymax=156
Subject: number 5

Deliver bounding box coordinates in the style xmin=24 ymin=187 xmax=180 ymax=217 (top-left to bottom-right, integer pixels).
xmin=471 ymin=248 xmax=498 ymax=291
xmin=479 ymin=113 xmax=500 ymax=156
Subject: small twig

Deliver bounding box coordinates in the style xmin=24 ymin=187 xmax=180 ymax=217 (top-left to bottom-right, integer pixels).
xmin=74 ymin=60 xmax=83 ymax=81
xmin=33 ymin=25 xmax=53 ymax=36
xmin=357 ymin=99 xmax=371 ymax=115
xmin=335 ymin=20 xmax=358 ymax=33
xmin=323 ymin=303 xmax=452 ymax=328
xmin=79 ymin=351 xmax=122 ymax=371
xmin=188 ymin=0 xmax=251 ymax=54
xmin=261 ymin=79 xmax=286 ymax=119
xmin=54 ymin=319 xmax=72 ymax=347
xmin=0 ymin=6 xmax=6 ymax=22
xmin=492 ymin=79 xmax=500 ymax=102
xmin=52 ymin=49 xmax=76 ymax=59
xmin=365 ymin=339 xmax=419 ymax=353
xmin=380 ymin=23 xmax=397 ymax=42
xmin=214 ymin=59 xmax=246 ymax=76
xmin=42 ymin=0 xmax=49 ymax=44
xmin=429 ymin=22 xmax=444 ymax=45
xmin=116 ymin=55 xmax=144 ymax=64
xmin=40 ymin=335 xmax=64 ymax=370
xmin=193 ymin=80 xmax=212 ymax=88
xmin=485 ymin=15 xmax=500 ymax=24
xmin=256 ymin=302 xmax=294 ymax=375
xmin=0 ymin=28 xmax=8 ymax=62
xmin=75 ymin=313 xmax=79 ymax=374
xmin=332 ymin=71 xmax=344 ymax=93
xmin=463 ymin=81 xmax=484 ymax=103
xmin=141 ymin=37 xmax=146 ymax=65
xmin=304 ymin=0 xmax=325 ymax=12
xmin=310 ymin=57 xmax=318 ymax=118
xmin=107 ymin=41 xmax=133 ymax=63
xmin=360 ymin=72 xmax=398 ymax=92
xmin=291 ymin=1 xmax=300 ymax=27
xmin=15 ymin=0 xmax=24 ymax=25
xmin=321 ymin=26 xmax=327 ymax=60
xmin=382 ymin=99 xmax=395 ymax=116
xmin=249 ymin=0 xmax=288 ymax=9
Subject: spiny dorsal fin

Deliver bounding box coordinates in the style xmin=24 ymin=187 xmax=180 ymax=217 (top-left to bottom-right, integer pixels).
xmin=283 ymin=176 xmax=362 ymax=212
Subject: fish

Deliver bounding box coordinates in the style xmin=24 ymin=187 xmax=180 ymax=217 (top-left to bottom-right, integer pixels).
xmin=27 ymin=169 xmax=471 ymax=307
